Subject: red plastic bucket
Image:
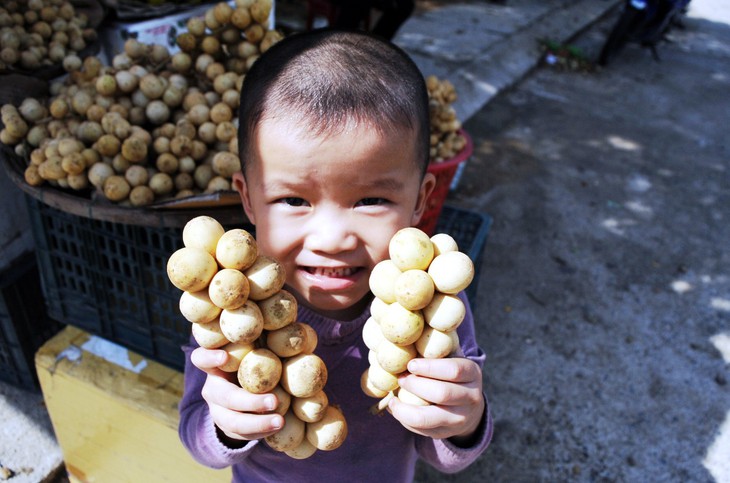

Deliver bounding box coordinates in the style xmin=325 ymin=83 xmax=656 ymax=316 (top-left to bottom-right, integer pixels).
xmin=416 ymin=130 xmax=473 ymax=235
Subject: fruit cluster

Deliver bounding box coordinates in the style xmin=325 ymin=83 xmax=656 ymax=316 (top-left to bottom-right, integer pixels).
xmin=0 ymin=0 xmax=96 ymax=73
xmin=0 ymin=1 xmax=284 ymax=206
xmin=362 ymin=227 xmax=474 ymax=409
xmin=426 ymin=75 xmax=467 ymax=163
xmin=167 ymin=215 xmax=347 ymax=458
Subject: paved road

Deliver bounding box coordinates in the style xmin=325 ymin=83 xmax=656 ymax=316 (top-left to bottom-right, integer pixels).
xmin=416 ymin=1 xmax=730 ymax=481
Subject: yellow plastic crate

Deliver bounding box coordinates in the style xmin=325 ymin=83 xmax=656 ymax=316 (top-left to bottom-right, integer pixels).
xmin=35 ymin=326 xmax=230 ymax=483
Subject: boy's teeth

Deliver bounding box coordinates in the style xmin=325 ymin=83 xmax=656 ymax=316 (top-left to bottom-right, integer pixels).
xmin=312 ymin=267 xmax=354 ymax=277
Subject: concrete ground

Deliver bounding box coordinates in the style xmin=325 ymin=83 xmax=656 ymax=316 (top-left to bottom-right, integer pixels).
xmin=0 ymin=383 xmax=61 ymax=482
xmin=414 ymin=0 xmax=730 ymax=481
xmin=4 ymin=0 xmax=729 ymax=482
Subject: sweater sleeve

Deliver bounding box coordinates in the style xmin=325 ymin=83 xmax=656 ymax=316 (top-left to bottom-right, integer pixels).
xmin=178 ymin=338 xmax=262 ymax=469
xmin=414 ymin=291 xmax=493 ymax=473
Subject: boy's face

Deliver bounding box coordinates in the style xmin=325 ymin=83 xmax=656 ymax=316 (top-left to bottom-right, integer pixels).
xmin=233 ymin=117 xmax=435 ymax=320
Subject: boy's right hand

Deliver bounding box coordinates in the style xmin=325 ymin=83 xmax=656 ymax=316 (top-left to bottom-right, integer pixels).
xmin=191 ymin=347 xmax=284 ymax=445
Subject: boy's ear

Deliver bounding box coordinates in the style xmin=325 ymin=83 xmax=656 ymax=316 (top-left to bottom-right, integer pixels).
xmin=411 ymin=172 xmax=436 ymax=226
xmin=232 ymin=171 xmax=256 ymax=225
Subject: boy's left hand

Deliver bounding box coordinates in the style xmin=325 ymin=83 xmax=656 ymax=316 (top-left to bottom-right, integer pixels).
xmin=388 ymin=356 xmax=485 ymax=443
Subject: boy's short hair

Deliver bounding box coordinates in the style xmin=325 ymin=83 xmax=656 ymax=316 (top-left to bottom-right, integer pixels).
xmin=237 ymin=29 xmax=430 ymax=175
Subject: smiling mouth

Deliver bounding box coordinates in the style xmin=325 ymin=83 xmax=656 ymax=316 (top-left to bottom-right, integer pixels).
xmin=305 ymin=267 xmax=359 ymax=278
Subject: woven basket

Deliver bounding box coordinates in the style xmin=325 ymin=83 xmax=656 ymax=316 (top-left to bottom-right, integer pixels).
xmin=416 ymin=130 xmax=473 ymax=235
xmin=0 ymin=142 xmax=244 ymax=228
xmin=111 ymin=0 xmax=212 ymax=20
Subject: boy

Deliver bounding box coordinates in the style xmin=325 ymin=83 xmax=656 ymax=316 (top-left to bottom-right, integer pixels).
xmin=179 ymin=29 xmax=492 ymax=482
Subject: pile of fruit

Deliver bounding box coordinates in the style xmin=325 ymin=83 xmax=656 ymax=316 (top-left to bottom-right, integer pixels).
xmin=167 ymin=215 xmax=347 ymax=459
xmin=0 ymin=0 xmax=97 ymax=73
xmin=0 ymin=0 xmax=469 ymax=207
xmin=361 ymin=227 xmax=474 ymax=410
xmin=0 ymin=0 xmax=283 ymax=206
xmin=426 ymin=75 xmax=467 ymax=163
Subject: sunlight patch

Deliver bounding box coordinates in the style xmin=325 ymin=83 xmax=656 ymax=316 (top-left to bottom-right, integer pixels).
xmin=705 ymin=331 xmax=730 ymax=482
xmin=704 ymin=409 xmax=730 ymax=483
xmin=601 ymin=218 xmax=637 ymax=236
xmin=607 ymin=135 xmax=641 ymax=151
xmin=671 ymin=280 xmax=693 ymax=294
xmin=710 ymin=332 xmax=730 ymax=364
xmin=627 ymin=174 xmax=652 ymax=193
xmin=689 ymin=0 xmax=730 ymax=26
xmin=624 ymin=200 xmax=654 ymax=217
xmin=711 ymin=298 xmax=730 ymax=312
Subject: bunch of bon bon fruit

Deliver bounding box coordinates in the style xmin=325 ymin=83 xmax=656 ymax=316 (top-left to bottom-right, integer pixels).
xmin=362 ymin=227 xmax=474 ymax=411
xmin=167 ymin=215 xmax=347 ymax=458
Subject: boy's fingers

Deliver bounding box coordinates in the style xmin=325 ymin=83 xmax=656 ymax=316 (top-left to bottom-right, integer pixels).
xmin=406 ymin=357 xmax=481 ymax=384
xmin=202 ymin=376 xmax=278 ymax=413
xmin=387 ymin=398 xmax=454 ymax=438
xmin=211 ymin=406 xmax=284 ymax=441
xmin=397 ymin=373 xmax=475 ymax=406
xmin=191 ymin=347 xmax=229 ymax=375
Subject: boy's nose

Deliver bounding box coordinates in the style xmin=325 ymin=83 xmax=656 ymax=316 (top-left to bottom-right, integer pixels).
xmin=305 ymin=208 xmax=359 ymax=254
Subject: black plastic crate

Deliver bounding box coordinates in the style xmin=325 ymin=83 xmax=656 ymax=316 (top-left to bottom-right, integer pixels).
xmin=0 ymin=253 xmax=62 ymax=389
xmin=434 ymin=205 xmax=492 ymax=304
xmin=25 ymin=196 xmax=254 ymax=371
xmin=26 ymin=197 xmax=491 ymax=372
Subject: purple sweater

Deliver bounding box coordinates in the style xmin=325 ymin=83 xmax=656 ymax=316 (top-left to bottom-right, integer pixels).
xmin=179 ymin=292 xmax=492 ymax=482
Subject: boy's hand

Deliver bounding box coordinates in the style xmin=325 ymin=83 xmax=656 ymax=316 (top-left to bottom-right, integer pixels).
xmin=191 ymin=347 xmax=284 ymax=445
xmin=388 ymin=357 xmax=485 ymax=444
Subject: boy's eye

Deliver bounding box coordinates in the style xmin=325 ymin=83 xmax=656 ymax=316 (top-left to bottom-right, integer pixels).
xmin=357 ymin=198 xmax=388 ymax=207
xmin=278 ymin=197 xmax=309 ymax=207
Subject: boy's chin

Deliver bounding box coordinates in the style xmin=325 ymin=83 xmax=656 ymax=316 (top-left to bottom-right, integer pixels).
xmin=300 ymin=291 xmax=373 ymax=321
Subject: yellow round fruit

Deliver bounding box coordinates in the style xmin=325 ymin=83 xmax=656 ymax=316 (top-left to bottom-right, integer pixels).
xmin=362 ymin=317 xmax=385 ymax=352
xmin=430 ymin=233 xmax=458 ymax=256
xmin=244 ymin=255 xmax=286 ymax=300
xmin=267 ymin=322 xmax=310 ymax=358
xmin=208 ymin=268 xmax=250 ymax=310
xmin=167 ymin=247 xmax=218 ymax=292
xmin=284 ymin=437 xmax=318 ymax=460
xmin=215 ymin=228 xmax=258 ymax=270
xmin=388 ymin=227 xmax=434 ymax=271
xmin=281 ymin=354 xmax=328 ymax=398
xmin=291 ymin=390 xmax=329 ymax=423
xmin=219 ymin=300 xmax=264 ymax=344
xmin=265 ymin=410 xmax=305 ymax=452
xmin=258 ymin=290 xmax=298 ymax=331
xmin=394 ymin=269 xmax=434 ymax=311
xmin=369 ymin=296 xmax=390 ymax=323
xmin=182 ymin=216 xmax=224 ymax=255
xmin=415 ymin=326 xmax=454 ymax=359
xmin=360 ymin=369 xmax=389 ymax=398
xmin=368 ymin=260 xmax=401 ymax=304
xmin=367 ymin=357 xmax=399 ymax=392
xmin=179 ymin=290 xmax=222 ymax=324
xmin=271 ymin=385 xmax=291 ymax=416
xmin=219 ymin=341 xmax=255 ymax=372
xmin=237 ymin=348 xmax=282 ymax=394
xmin=423 ymin=293 xmax=466 ymax=332
xmin=427 ymin=251 xmax=474 ymax=294
xmin=305 ymin=405 xmax=347 ymax=451
xmin=191 ymin=319 xmax=228 ymax=349
xmin=379 ymin=302 xmax=424 ymax=346
xmin=376 ymin=339 xmax=416 ymax=374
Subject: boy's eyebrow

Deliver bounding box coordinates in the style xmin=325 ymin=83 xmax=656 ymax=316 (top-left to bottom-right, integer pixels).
xmin=263 ymin=177 xmax=405 ymax=191
xmin=361 ymin=177 xmax=406 ymax=190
